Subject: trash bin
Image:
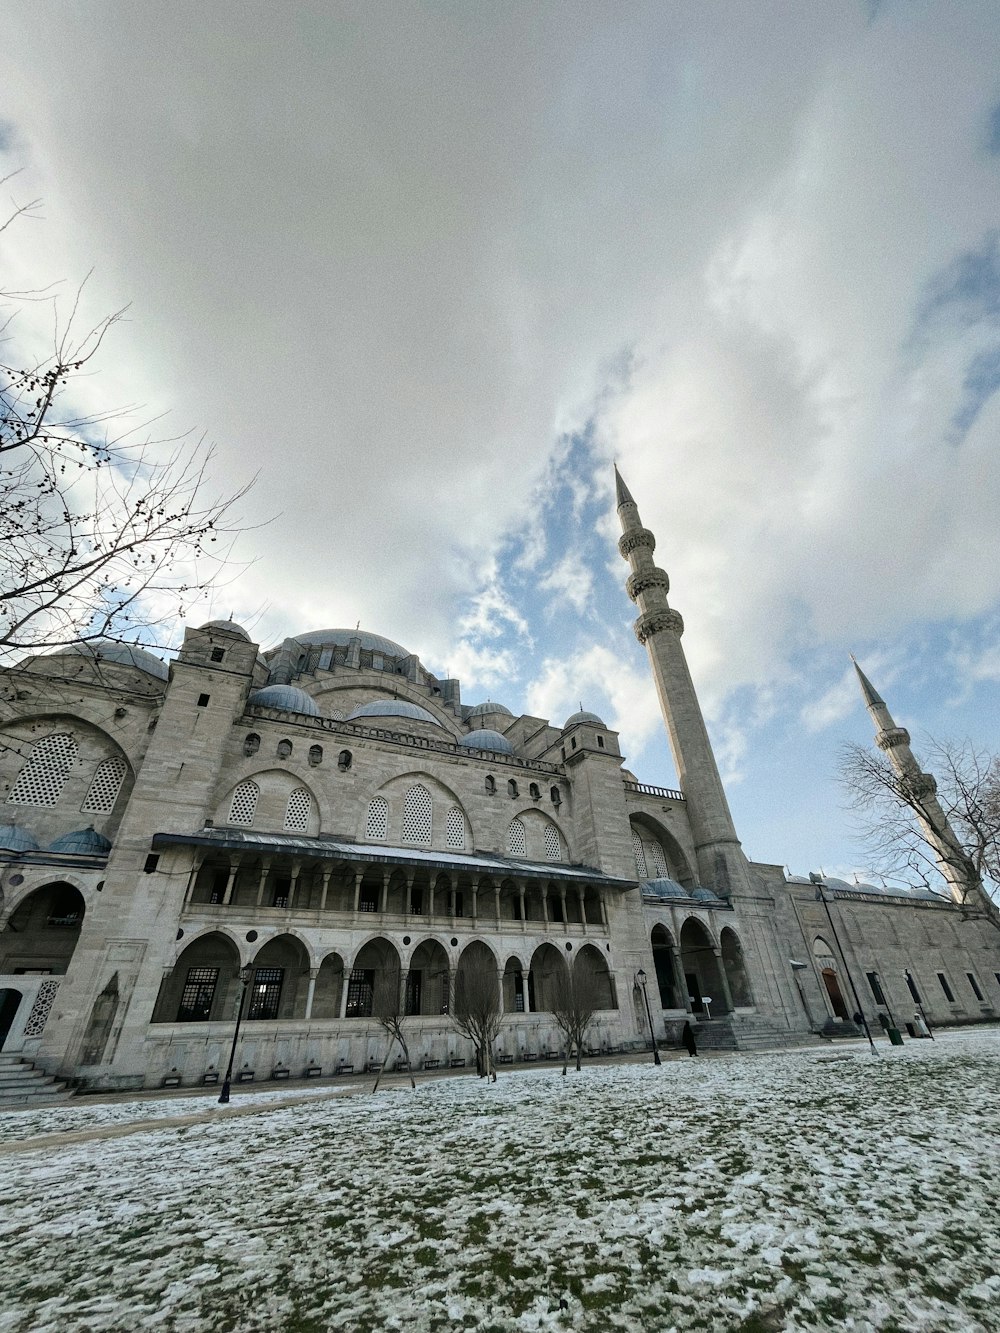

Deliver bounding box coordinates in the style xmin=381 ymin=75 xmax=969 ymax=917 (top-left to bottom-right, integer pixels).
xmin=904 ymin=1022 xmax=916 ymax=1038
xmin=887 ymin=1027 xmax=904 ymax=1046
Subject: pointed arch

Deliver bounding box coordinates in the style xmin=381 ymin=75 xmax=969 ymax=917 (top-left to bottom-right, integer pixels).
xmin=283 ymin=787 xmax=312 ymax=833
xmin=366 ymin=794 xmax=389 ymax=841
xmin=446 ymin=805 xmax=466 ymax=849
xmin=8 ymin=733 xmax=78 ymax=807
xmin=402 ymin=784 xmax=432 ymax=844
xmin=507 ymin=817 xmax=526 ymax=857
xmin=720 ymin=926 xmax=753 ymax=1007
xmin=81 ymin=756 xmax=128 ymax=815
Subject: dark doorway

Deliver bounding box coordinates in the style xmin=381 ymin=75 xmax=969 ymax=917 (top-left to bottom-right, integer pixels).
xmin=686 ymin=972 xmax=704 ymax=1014
xmin=822 ymin=968 xmax=849 ymax=1021
xmin=0 ymin=989 xmax=23 ymax=1050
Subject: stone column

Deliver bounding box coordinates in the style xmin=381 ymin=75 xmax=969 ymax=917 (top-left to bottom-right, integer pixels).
xmin=671 ymin=944 xmax=694 ymax=1014
xmin=559 ymin=886 xmax=569 ymax=931
xmin=221 ymin=856 xmax=241 ymax=906
xmin=352 ymin=868 xmax=364 ymax=913
xmin=599 ymin=889 xmax=609 ymax=928
xmin=518 ymin=883 xmax=527 ymax=931
xmin=471 ymin=878 xmax=479 ymax=922
xmin=255 ymin=858 xmax=272 ymax=907
xmin=287 ymin=860 xmax=301 ymax=911
xmin=576 ymin=887 xmax=587 ymax=932
xmin=379 ymin=870 xmax=389 ymax=915
xmin=522 ymin=970 xmax=532 ymax=1014
xmin=714 ymin=946 xmax=735 ymax=1014
xmin=405 ymin=872 xmax=415 ymax=917
xmin=304 ymin=967 xmax=318 ymax=1020
xmin=319 ymin=867 xmax=332 ymax=912
xmin=493 ymin=883 xmax=501 ymax=925
xmin=541 ymin=890 xmax=549 ymax=926
xmin=339 ymin=971 xmax=352 ymax=1019
xmin=428 ymin=876 xmax=436 ymax=919
xmin=183 ymin=852 xmax=205 ymax=905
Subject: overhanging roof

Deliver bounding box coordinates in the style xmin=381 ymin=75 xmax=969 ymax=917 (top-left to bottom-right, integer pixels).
xmin=151 ymin=828 xmax=637 ymax=887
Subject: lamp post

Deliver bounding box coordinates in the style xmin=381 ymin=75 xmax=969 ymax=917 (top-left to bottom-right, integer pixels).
xmin=635 ymin=969 xmax=662 ymax=1066
xmin=219 ymin=964 xmax=253 ymax=1104
xmin=813 ymin=880 xmax=878 ymax=1057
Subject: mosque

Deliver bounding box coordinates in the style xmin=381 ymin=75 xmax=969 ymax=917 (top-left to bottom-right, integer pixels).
xmin=1 ymin=471 xmax=997 ymax=1091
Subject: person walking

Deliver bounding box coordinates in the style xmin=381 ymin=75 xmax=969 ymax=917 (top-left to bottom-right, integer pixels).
xmin=681 ymin=1020 xmax=698 ymax=1057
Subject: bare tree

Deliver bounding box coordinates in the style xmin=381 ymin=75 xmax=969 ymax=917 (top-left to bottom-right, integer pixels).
xmin=1 ymin=177 xmax=253 ymax=666
xmin=550 ymin=957 xmax=600 ymax=1074
xmin=451 ymin=961 xmax=502 ymax=1081
xmin=370 ymin=963 xmax=416 ymax=1093
xmin=840 ymin=736 xmax=1000 ymax=934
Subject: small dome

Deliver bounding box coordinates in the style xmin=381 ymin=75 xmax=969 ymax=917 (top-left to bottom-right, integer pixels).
xmin=467 ymin=701 xmax=513 ymax=718
xmin=691 ymin=886 xmax=719 ymax=902
xmin=346 ymin=699 xmax=442 ymax=727
xmin=459 ymin=729 xmax=514 ymax=755
xmin=48 ymin=826 xmax=112 ymax=855
xmin=249 ymin=685 xmax=320 ymax=716
xmin=642 ymin=877 xmax=689 ymax=899
xmin=199 ymin=619 xmax=250 ymax=640
xmin=564 ymin=709 xmax=605 ymax=729
xmin=287 ymin=628 xmax=409 ymax=658
xmin=0 ymin=825 xmax=41 ymax=853
xmin=57 ymin=640 xmax=169 ymax=681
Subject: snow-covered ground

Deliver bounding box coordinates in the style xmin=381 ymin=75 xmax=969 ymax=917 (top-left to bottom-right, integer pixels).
xmin=2 ymin=1030 xmax=998 ymax=1332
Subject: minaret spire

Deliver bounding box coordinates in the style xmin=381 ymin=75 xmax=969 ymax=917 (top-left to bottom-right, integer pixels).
xmin=852 ymin=660 xmax=980 ymax=906
xmin=615 ymin=467 xmax=752 ymax=898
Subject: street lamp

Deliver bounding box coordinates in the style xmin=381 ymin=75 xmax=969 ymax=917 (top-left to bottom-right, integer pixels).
xmin=812 ymin=879 xmax=878 ymax=1057
xmin=635 ymin=969 xmax=662 ymax=1066
xmin=218 ymin=964 xmax=253 ymax=1104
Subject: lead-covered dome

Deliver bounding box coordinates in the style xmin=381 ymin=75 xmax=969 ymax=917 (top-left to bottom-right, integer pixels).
xmin=642 ymin=878 xmax=690 ymax=899
xmin=48 ymin=826 xmax=112 ymax=855
xmin=564 ymin=709 xmax=605 ymax=729
xmin=249 ymin=684 xmax=321 ymax=716
xmin=459 ymin=729 xmax=514 ymax=755
xmin=346 ymin=699 xmax=442 ymax=727
xmin=199 ymin=619 xmax=250 ymax=640
xmin=56 ymin=639 xmax=169 ymax=681
xmin=467 ymin=701 xmax=513 ymax=719
xmin=289 ymin=628 xmax=409 ymax=657
xmin=0 ymin=825 xmax=41 ymax=854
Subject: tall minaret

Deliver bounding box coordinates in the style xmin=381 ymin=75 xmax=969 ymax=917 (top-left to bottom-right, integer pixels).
xmin=616 ymin=466 xmax=753 ymax=897
xmin=852 ymin=659 xmax=978 ymax=904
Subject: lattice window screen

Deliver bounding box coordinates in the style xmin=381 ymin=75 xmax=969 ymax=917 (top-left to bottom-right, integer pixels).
xmin=508 ymin=818 xmax=526 ymax=857
xmin=366 ymin=795 xmax=388 ymax=840
xmin=446 ymin=806 xmax=465 ymax=849
xmin=648 ymin=838 xmax=667 ymax=878
xmin=284 ymin=787 xmax=311 ymax=832
xmin=8 ymin=733 xmax=78 ymax=807
xmin=543 ymin=824 xmax=561 ymax=862
xmin=229 ymin=780 xmax=259 ymax=826
xmin=402 ymin=785 xmax=432 ymax=844
xmin=81 ymin=757 xmax=127 ymax=814
xmin=631 ymin=828 xmax=647 ymax=878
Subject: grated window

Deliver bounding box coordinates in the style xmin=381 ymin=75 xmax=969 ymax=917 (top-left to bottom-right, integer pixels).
xmin=177 ymin=967 xmax=219 ymax=1022
xmin=446 ymin=806 xmax=465 ymax=849
xmin=366 ymin=795 xmax=388 ymax=840
xmin=9 ymin=733 xmax=78 ymax=807
xmin=508 ymin=818 xmax=526 ymax=857
xmin=648 ymin=838 xmax=667 ymax=878
xmin=229 ymin=780 xmax=259 ymax=826
xmin=544 ymin=824 xmax=561 ymax=862
xmin=81 ymin=756 xmax=127 ymax=814
xmin=402 ymin=784 xmax=432 ymax=844
xmin=284 ymin=787 xmax=311 ymax=832
xmin=631 ymin=828 xmax=647 ymax=878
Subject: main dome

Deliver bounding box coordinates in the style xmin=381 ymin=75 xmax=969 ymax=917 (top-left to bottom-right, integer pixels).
xmin=346 ymin=699 xmax=442 ymax=727
xmin=289 ymin=628 xmax=409 ymax=657
xmin=55 ymin=639 xmax=169 ymax=681
xmin=249 ymin=685 xmax=321 ymax=716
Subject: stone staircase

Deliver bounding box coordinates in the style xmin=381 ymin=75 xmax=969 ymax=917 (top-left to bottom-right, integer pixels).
xmin=691 ymin=1015 xmax=826 ymax=1053
xmin=0 ymin=1052 xmax=74 ymax=1105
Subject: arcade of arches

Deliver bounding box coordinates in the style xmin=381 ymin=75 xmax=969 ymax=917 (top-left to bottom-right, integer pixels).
xmin=649 ymin=920 xmax=752 ymax=1015
xmin=0 ymin=883 xmax=85 ymax=976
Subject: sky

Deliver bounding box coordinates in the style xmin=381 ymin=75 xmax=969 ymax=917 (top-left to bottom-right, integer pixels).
xmin=1 ymin=1 xmax=999 ymax=881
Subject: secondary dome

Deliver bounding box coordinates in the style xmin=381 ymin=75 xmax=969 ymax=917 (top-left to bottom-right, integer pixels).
xmin=0 ymin=825 xmax=41 ymax=854
xmin=642 ymin=878 xmax=689 ymax=899
xmin=48 ymin=826 xmax=112 ymax=855
xmin=459 ymin=729 xmax=514 ymax=755
xmin=249 ymin=685 xmax=320 ymax=716
xmin=199 ymin=619 xmax=250 ymax=640
xmin=467 ymin=701 xmax=513 ymax=718
xmin=288 ymin=628 xmax=409 ymax=658
xmin=346 ymin=699 xmax=442 ymax=727
xmin=57 ymin=640 xmax=169 ymax=681
xmin=564 ymin=709 xmax=605 ymax=729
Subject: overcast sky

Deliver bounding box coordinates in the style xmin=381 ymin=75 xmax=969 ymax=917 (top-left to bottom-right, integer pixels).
xmin=2 ymin=1 xmax=999 ymax=879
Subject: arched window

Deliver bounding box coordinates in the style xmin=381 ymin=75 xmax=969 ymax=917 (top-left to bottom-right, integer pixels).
xmin=284 ymin=787 xmax=311 ymax=832
xmin=508 ymin=818 xmax=526 ymax=857
xmin=550 ymin=786 xmax=561 ymax=807
xmin=366 ymin=795 xmax=388 ymax=840
xmin=308 ymin=745 xmax=323 ymax=767
xmin=631 ymin=827 xmax=647 ymax=878
xmin=81 ymin=756 xmax=128 ymax=815
xmin=485 ymin=775 xmax=496 ymax=794
xmin=529 ymin=783 xmax=540 ymax=800
xmin=243 ymin=733 xmax=260 ymax=757
xmin=648 ymin=838 xmax=667 ymax=877
xmin=338 ymin=749 xmax=352 ymax=771
xmin=229 ymin=780 xmax=259 ymax=827
xmin=8 ymin=733 xmax=78 ymax=807
xmin=402 ymin=784 xmax=432 ymax=844
xmin=543 ymin=824 xmax=561 ymax=862
xmin=507 ymin=779 xmax=519 ymax=798
xmin=446 ymin=806 xmax=465 ymax=849
xmin=276 ymin=739 xmax=292 ymax=759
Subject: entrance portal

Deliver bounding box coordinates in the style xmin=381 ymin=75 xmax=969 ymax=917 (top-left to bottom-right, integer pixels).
xmin=821 ymin=968 xmax=849 ymax=1021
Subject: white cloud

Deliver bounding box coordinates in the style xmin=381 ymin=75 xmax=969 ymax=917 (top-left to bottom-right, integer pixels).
xmin=538 ymin=552 xmax=593 ymax=616
xmin=526 ymin=644 xmax=662 ymax=760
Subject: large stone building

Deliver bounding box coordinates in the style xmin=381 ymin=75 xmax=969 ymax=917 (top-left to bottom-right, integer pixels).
xmin=1 ymin=471 xmax=997 ymax=1089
